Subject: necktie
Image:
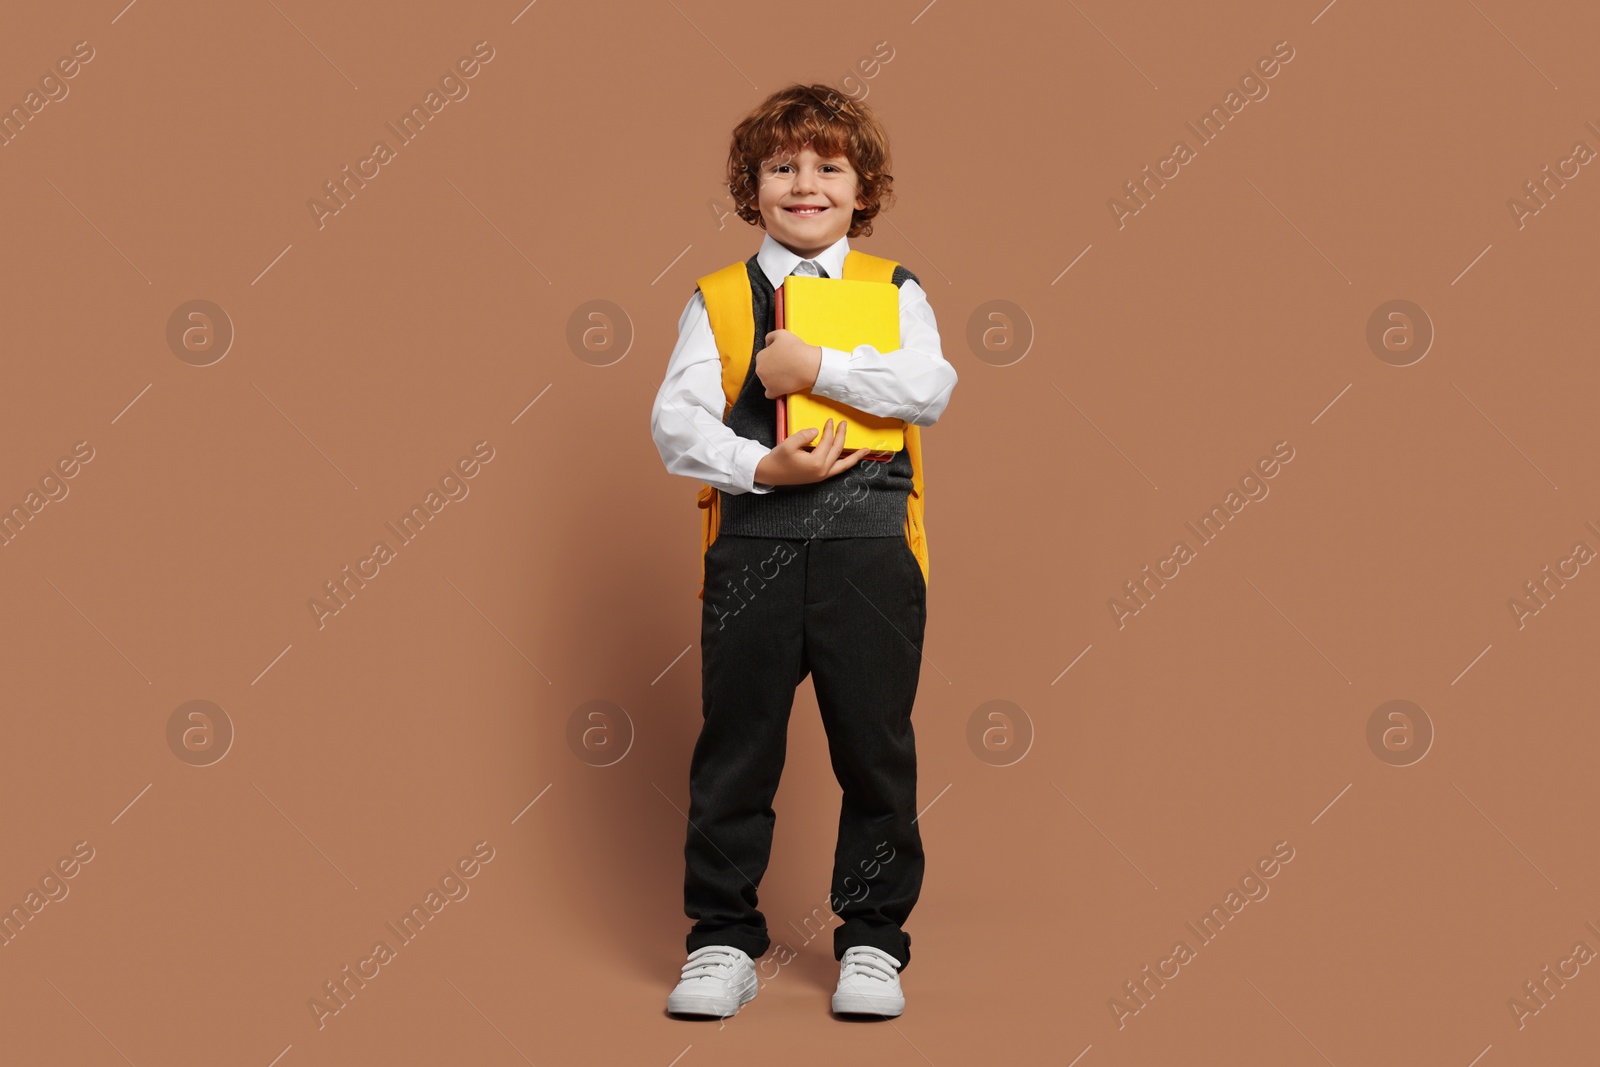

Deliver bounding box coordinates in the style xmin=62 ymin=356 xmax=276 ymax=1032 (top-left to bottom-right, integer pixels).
xmin=794 ymin=259 xmax=829 ymax=278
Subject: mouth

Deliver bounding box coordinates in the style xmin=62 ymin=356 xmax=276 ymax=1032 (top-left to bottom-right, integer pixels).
xmin=783 ymin=205 xmax=829 ymax=216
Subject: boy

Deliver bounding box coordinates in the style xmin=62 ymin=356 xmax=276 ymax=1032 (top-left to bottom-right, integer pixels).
xmin=650 ymin=84 xmax=957 ymax=1018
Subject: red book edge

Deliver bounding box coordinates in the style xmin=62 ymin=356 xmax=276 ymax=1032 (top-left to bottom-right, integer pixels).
xmin=774 ymin=282 xmax=786 ymax=442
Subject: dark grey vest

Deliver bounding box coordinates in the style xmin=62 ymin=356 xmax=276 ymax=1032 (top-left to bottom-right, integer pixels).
xmin=713 ymin=255 xmax=920 ymax=540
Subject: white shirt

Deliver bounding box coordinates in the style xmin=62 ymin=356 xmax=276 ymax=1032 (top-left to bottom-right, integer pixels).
xmin=650 ymin=232 xmax=958 ymax=495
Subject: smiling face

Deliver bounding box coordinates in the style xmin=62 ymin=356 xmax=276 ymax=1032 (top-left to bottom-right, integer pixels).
xmin=755 ymin=143 xmax=867 ymax=260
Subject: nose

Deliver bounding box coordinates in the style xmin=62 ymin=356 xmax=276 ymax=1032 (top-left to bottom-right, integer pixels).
xmin=792 ymin=165 xmax=817 ymax=194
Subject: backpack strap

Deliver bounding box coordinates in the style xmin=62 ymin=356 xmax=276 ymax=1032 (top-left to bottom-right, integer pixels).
xmin=692 ymin=262 xmax=758 ymax=599
xmin=843 ymin=251 xmax=930 ymax=590
xmin=841 ymin=249 xmax=899 ymax=284
xmin=696 ymin=262 xmax=758 ymax=417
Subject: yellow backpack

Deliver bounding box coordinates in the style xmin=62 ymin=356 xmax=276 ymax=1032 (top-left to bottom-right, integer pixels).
xmin=693 ymin=249 xmax=928 ymax=600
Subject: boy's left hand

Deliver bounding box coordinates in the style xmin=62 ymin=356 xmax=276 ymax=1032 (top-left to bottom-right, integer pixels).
xmin=757 ymin=329 xmax=823 ymax=398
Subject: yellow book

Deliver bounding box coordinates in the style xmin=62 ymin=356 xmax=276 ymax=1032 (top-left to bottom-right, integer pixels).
xmin=776 ymin=274 xmax=905 ymax=455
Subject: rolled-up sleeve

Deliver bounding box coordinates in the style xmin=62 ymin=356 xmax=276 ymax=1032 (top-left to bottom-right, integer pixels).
xmin=808 ymin=277 xmax=958 ymax=426
xmin=650 ymin=291 xmax=776 ymax=494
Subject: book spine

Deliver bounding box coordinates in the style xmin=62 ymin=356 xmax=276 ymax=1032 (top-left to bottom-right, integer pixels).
xmin=775 ymin=280 xmax=787 ymax=442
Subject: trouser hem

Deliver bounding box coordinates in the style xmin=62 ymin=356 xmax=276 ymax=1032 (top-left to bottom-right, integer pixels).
xmin=834 ymin=920 xmax=910 ymax=971
xmin=687 ymin=926 xmax=771 ymax=962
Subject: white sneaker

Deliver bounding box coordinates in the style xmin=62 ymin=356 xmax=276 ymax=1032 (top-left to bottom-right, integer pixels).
xmin=666 ymin=945 xmax=758 ymax=1017
xmin=831 ymin=945 xmax=905 ymax=1016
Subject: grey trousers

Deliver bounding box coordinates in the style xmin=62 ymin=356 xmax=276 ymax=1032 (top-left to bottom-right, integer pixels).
xmin=683 ymin=532 xmax=928 ymax=970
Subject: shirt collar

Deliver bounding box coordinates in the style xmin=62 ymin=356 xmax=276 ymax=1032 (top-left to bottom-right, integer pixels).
xmin=757 ymin=232 xmax=850 ymax=290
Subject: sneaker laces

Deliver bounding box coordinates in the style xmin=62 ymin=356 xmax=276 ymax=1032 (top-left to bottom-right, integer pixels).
xmin=681 ymin=946 xmax=745 ymax=982
xmin=840 ymin=948 xmax=899 ymax=984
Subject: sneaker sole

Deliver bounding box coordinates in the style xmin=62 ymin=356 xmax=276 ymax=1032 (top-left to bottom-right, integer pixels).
xmin=831 ymin=992 xmax=904 ymax=1017
xmin=667 ymin=987 xmax=757 ymax=1018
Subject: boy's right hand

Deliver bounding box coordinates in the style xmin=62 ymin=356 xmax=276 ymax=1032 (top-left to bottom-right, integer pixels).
xmin=753 ymin=418 xmax=868 ymax=487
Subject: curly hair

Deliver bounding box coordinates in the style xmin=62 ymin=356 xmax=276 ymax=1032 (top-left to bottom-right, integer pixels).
xmin=724 ymin=83 xmax=896 ymax=239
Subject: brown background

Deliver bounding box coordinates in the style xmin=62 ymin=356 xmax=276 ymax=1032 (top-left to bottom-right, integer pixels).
xmin=2 ymin=0 xmax=1597 ymax=1064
